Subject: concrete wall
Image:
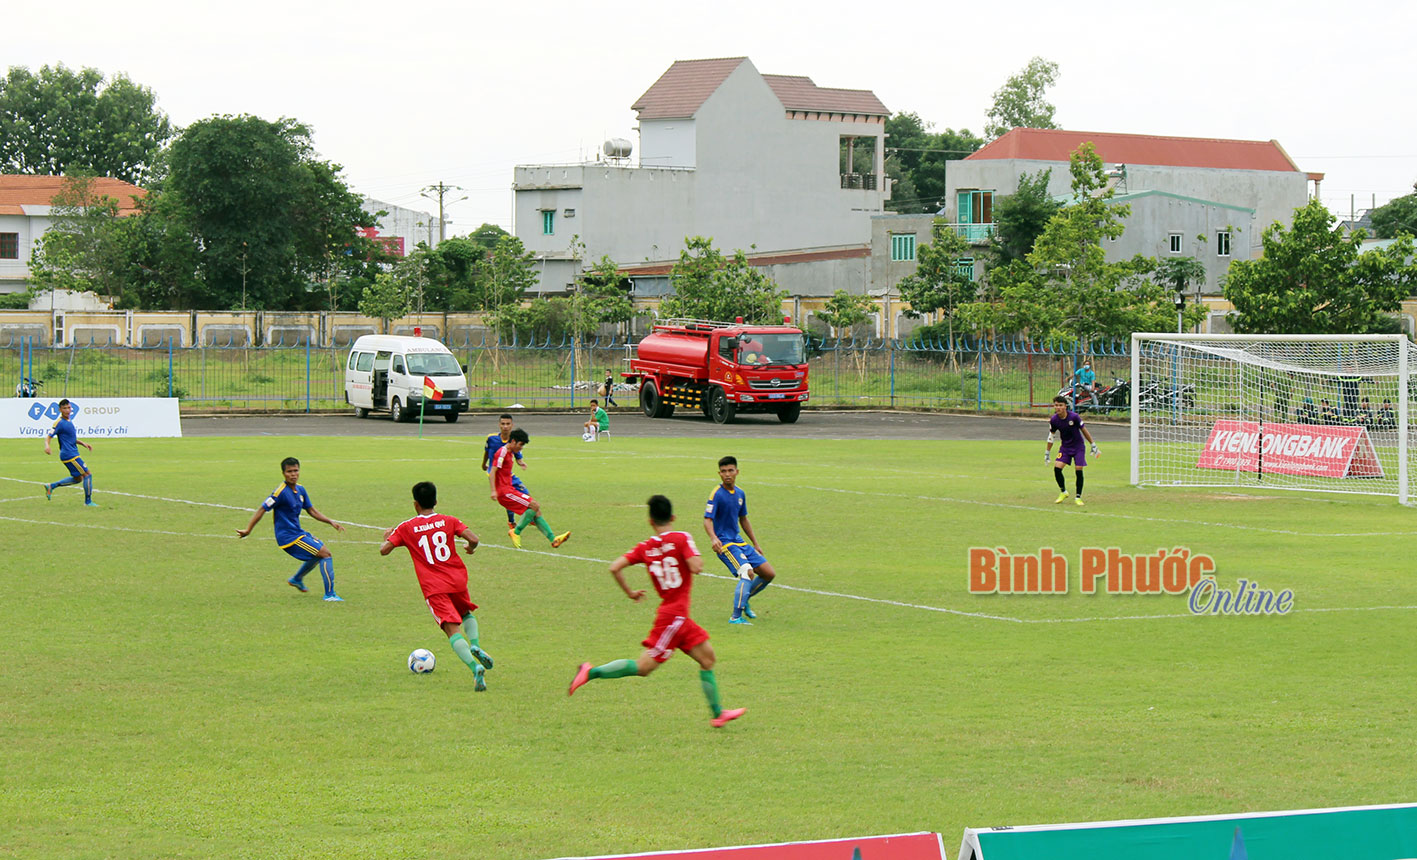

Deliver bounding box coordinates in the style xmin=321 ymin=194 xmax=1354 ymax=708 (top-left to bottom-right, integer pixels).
xmin=639 ymin=119 xmax=696 ymax=168
xmin=1118 ymin=194 xmax=1256 ymax=293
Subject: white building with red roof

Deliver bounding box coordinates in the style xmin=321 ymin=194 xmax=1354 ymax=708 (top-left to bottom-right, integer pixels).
xmin=513 ymin=57 xmax=890 ymax=298
xmin=0 ymin=175 xmax=147 ymax=300
xmin=937 ymin=128 xmax=1321 ymax=295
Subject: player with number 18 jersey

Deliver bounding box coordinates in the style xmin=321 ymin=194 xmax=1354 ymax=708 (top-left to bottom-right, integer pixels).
xmin=385 ymin=512 xmax=475 ymax=623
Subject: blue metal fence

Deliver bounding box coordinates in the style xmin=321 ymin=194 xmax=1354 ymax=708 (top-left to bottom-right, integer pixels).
xmin=4 ymin=333 xmax=1130 ymax=413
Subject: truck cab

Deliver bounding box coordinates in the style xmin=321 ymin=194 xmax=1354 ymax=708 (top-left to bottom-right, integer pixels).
xmin=627 ymin=318 xmax=809 ymax=424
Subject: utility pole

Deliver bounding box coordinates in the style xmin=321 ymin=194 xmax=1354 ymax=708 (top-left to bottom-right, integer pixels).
xmin=420 ymin=182 xmax=467 ymax=244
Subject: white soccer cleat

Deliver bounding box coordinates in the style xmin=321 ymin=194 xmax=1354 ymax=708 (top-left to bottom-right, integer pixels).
xmin=737 ymin=562 xmax=753 ymax=580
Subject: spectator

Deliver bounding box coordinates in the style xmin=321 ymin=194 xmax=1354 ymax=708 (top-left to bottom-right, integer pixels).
xmin=583 ymin=399 xmax=610 ymax=441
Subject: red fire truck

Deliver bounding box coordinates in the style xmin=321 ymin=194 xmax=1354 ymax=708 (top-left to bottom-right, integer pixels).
xmin=625 ymin=318 xmax=809 ymax=424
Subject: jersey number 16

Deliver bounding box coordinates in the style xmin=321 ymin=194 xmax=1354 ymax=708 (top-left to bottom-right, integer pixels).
xmin=649 ymin=557 xmax=681 ymax=589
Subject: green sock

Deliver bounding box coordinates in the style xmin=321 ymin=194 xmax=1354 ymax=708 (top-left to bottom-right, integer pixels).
xmin=461 ymin=614 xmax=479 ymax=647
xmin=534 ymin=514 xmax=555 ymax=541
xmin=448 ymin=632 xmax=478 ymax=671
xmin=514 ymin=509 xmax=537 ymax=535
xmin=700 ymin=669 xmax=722 ymax=718
xmin=588 ymin=658 xmax=639 ymax=680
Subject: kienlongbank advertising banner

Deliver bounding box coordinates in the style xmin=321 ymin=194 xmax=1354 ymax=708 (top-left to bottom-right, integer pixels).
xmin=959 ymin=802 xmax=1417 ymax=859
xmin=550 ymin=832 xmax=946 ymax=860
xmin=2 ymin=398 xmax=182 ymax=439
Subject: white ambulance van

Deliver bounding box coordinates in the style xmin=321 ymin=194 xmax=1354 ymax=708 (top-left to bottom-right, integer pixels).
xmin=345 ymin=335 xmax=470 ymax=422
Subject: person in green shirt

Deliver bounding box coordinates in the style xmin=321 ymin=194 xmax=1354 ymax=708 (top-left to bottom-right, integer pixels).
xmin=583 ymin=399 xmax=610 ymax=441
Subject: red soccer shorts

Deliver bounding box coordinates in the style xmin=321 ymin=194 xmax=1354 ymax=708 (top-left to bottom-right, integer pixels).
xmin=426 ymin=591 xmax=478 ymax=626
xmin=497 ymin=489 xmax=533 ymax=515
xmin=642 ymin=610 xmax=709 ymax=663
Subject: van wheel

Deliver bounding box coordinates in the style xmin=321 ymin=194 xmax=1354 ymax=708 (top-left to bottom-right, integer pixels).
xmin=444 ymin=412 xmax=460 ymax=423
xmin=354 ymin=407 xmax=368 ymax=419
xmin=390 ymin=398 xmax=404 ymax=422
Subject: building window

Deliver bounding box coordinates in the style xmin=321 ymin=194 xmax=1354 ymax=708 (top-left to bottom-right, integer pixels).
xmin=542 ymin=210 xmax=555 ymax=235
xmin=890 ymin=233 xmax=916 ymax=262
xmin=1169 ymin=233 xmax=1183 ymax=254
xmin=954 ymin=257 xmax=976 ymax=281
xmin=955 ymin=190 xmax=995 ymax=241
xmin=0 ymin=232 xmax=17 ymax=260
xmin=1216 ymin=230 xmax=1231 ymax=257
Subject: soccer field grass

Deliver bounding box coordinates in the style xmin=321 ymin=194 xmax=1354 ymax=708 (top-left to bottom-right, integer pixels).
xmin=3 ymin=433 xmax=1416 ymax=859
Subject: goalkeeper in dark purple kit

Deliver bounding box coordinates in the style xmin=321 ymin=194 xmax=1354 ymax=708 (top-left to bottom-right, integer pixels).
xmin=1046 ymin=395 xmax=1099 ymax=507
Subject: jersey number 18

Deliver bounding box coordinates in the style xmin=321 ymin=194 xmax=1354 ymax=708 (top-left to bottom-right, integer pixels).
xmin=418 ymin=531 xmax=452 ymax=564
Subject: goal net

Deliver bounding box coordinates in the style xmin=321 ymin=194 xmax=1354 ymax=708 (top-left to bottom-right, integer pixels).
xmin=1130 ymin=333 xmax=1414 ymax=502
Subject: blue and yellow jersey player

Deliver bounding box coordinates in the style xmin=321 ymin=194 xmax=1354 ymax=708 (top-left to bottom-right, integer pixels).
xmin=42 ymin=398 xmax=96 ymax=506
xmin=703 ymin=455 xmax=778 ymax=624
xmin=482 ymin=414 xmax=530 ymax=534
xmin=237 ymin=457 xmax=347 ymax=601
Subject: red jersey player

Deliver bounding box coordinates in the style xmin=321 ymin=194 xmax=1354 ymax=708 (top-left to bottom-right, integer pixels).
xmin=489 ymin=428 xmax=569 ymax=550
xmin=568 ymin=494 xmax=746 ymax=728
xmin=380 ymin=481 xmax=494 ymax=691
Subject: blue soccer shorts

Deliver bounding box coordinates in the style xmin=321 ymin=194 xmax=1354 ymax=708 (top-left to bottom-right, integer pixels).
xmin=62 ymin=456 xmax=89 ymax=477
xmin=716 ymin=541 xmax=767 ymax=578
xmin=281 ymin=532 xmax=325 ymax=561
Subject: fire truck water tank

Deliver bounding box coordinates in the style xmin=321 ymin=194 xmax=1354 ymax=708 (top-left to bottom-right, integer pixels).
xmin=636 ymin=331 xmax=712 ymax=367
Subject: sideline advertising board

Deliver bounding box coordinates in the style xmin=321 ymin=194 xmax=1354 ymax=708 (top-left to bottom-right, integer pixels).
xmin=3 ymin=397 xmax=183 ymax=439
xmin=959 ymin=803 xmax=1417 ymax=859
xmin=551 ymin=832 xmax=946 ymax=860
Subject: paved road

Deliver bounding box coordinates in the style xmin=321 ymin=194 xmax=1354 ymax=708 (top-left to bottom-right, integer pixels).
xmin=181 ymin=409 xmax=1130 ymax=442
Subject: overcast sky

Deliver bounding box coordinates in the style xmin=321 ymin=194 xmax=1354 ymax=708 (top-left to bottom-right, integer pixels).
xmin=14 ymin=0 xmax=1416 ymax=235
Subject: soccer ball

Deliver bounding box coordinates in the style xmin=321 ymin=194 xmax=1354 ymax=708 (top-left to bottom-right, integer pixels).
xmin=408 ymin=648 xmax=436 ymax=674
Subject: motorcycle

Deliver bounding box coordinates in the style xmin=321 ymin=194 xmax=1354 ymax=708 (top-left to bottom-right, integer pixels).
xmin=1058 ymin=378 xmax=1127 ymax=413
xmin=15 ymin=377 xmax=43 ymax=398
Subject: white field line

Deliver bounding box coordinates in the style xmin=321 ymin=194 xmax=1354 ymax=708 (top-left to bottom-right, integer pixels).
xmin=754 ymin=480 xmax=1417 ymax=538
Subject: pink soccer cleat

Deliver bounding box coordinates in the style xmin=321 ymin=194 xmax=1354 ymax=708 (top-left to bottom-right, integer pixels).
xmin=711 ymin=707 xmax=746 ymax=728
xmin=568 ymin=662 xmax=592 ymax=696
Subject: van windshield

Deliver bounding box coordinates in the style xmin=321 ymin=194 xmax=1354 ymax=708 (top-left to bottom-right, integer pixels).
xmin=406 ymin=352 xmax=461 ymax=377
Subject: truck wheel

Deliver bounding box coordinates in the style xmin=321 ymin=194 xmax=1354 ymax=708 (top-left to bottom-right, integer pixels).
xmin=708 ymin=386 xmax=736 ymax=424
xmin=390 ymin=398 xmax=404 ymax=422
xmin=640 ymin=381 xmax=661 ymax=418
xmin=777 ymin=402 xmax=801 ymax=423
xmin=444 ymin=412 xmax=460 ymax=423
xmin=354 ymin=407 xmax=368 ymax=419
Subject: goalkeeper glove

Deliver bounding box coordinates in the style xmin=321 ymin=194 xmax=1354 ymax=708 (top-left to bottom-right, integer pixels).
xmin=1044 ymin=451 xmax=1052 ymax=463
xmin=1090 ymin=444 xmax=1099 ymax=455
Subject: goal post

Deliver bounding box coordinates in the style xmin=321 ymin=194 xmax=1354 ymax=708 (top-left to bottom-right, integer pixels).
xmin=1130 ymin=333 xmax=1413 ymax=503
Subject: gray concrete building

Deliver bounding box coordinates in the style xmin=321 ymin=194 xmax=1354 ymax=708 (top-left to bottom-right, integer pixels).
xmin=939 ymin=128 xmax=1321 ymax=294
xmin=513 ymin=57 xmax=890 ymax=297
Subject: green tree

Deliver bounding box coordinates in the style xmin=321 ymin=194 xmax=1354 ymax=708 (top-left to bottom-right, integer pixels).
xmin=1225 ymin=199 xmax=1417 ymax=334
xmin=465 ymin=222 xmax=510 ymax=255
xmin=570 ymin=255 xmax=635 ymax=336
xmin=0 ymin=65 xmax=173 ymax=184
xmin=27 ymin=174 xmax=129 ymax=300
xmin=895 ymin=222 xmax=978 ymax=344
xmin=660 ymin=236 xmax=787 ymax=323
xmin=989 ymin=168 xmax=1063 ymax=265
xmin=984 ymin=57 xmax=1060 ymax=140
xmin=1370 ymin=182 xmax=1417 ymax=239
xmin=884 ymin=112 xmax=983 ymax=214
xmin=358 ymin=271 xmax=411 ymax=323
xmin=815 ymin=289 xmax=876 ymax=337
xmin=162 ymin=114 xmax=374 ymax=309
xmin=482 ymin=235 xmax=542 ymax=342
